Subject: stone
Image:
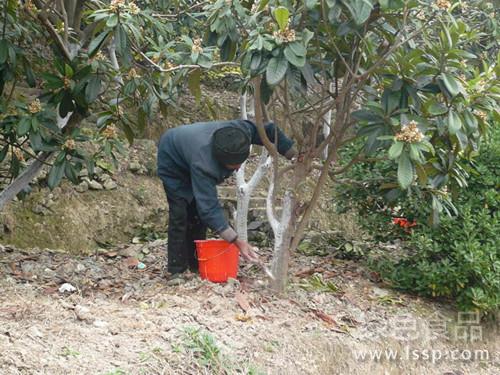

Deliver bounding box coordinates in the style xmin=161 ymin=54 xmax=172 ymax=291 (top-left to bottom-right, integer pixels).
xmin=99 ymin=173 xmax=111 ymax=182
xmin=52 ymin=187 xmax=62 ymax=197
xmin=93 ymin=319 xmax=109 ymax=328
xmin=166 ymin=278 xmax=184 ymax=286
xmin=44 ymin=199 xmax=56 ymax=208
xmin=248 ymin=220 xmax=264 ymax=231
xmin=38 ymin=170 xmax=48 ymax=181
xmin=28 ymin=326 xmax=44 ymax=338
xmin=32 ymin=204 xmax=46 ymax=215
xmin=42 ymin=267 xmax=56 ymax=279
xmin=78 ymin=168 xmax=88 ymax=177
xmin=88 ymin=180 xmax=103 ymax=190
xmin=75 ymin=263 xmax=86 ymax=273
xmin=372 ymin=286 xmax=390 ymax=298
xmin=118 ymin=246 xmax=139 ymax=258
xmin=103 ymin=180 xmax=117 ymax=190
xmin=94 ymin=166 xmax=103 ymax=176
xmin=74 ymin=305 xmax=93 ymax=322
xmin=144 ymin=255 xmax=157 ymax=263
xmin=75 ymin=181 xmax=89 ymax=193
xmin=129 ymin=161 xmax=141 ymax=173
xmin=58 ymin=283 xmax=77 ymax=293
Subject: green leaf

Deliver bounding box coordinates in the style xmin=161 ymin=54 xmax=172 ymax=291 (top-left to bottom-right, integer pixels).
xmin=8 ymin=45 xmax=16 ymax=66
xmin=47 ymin=161 xmax=66 ymax=190
xmin=440 ymin=73 xmax=462 ymax=97
xmin=137 ymin=108 xmax=147 ymax=135
xmin=106 ymin=14 xmax=119 ymax=28
xmin=41 ymin=73 xmax=64 ymax=89
xmin=0 ymin=145 xmax=8 ymax=163
xmin=188 ymin=69 xmax=202 ymax=103
xmin=123 ymin=80 xmax=137 ymax=96
xmin=59 ymin=92 xmax=75 ymax=118
xmin=73 ymin=65 xmax=92 ymax=81
xmin=284 ymin=46 xmax=306 ymax=67
xmin=447 ymin=110 xmax=462 ymax=135
xmin=250 ymin=53 xmax=262 ymax=72
xmin=121 ymin=121 xmax=135 ymax=145
xmin=397 ymin=152 xmax=414 ymax=189
xmin=388 ymin=141 xmax=404 ymax=159
xmin=17 ymin=117 xmax=31 ymax=136
xmin=288 ymin=42 xmax=307 ymax=57
xmin=24 ymin=62 xmax=36 ymax=87
xmin=305 ymin=0 xmax=318 ymax=9
xmin=340 ymin=0 xmax=373 ymax=25
xmin=352 ymin=110 xmax=383 ymax=122
xmin=302 ymin=28 xmax=314 ymax=46
xmin=379 ymin=0 xmax=405 ymax=10
xmin=85 ymin=76 xmax=101 ymax=103
xmin=427 ymin=102 xmax=448 ymax=116
xmin=382 ymin=90 xmax=399 ymax=115
xmin=64 ymin=64 xmax=74 ymax=78
xmin=115 ymin=25 xmax=128 ymax=56
xmin=409 ymin=144 xmax=423 ymax=162
xmin=31 ymin=116 xmax=40 ymax=132
xmin=463 ymin=109 xmax=478 ymax=132
xmin=0 ymin=39 xmax=8 ymax=64
xmin=273 ymin=7 xmax=290 ymax=31
xmin=64 ymin=162 xmax=79 ymax=184
xmin=266 ymin=55 xmax=289 ymax=86
xmin=88 ymin=30 xmax=110 ymax=58
xmin=29 ymin=131 xmax=43 ymax=151
xmin=258 ymin=0 xmax=270 ymax=11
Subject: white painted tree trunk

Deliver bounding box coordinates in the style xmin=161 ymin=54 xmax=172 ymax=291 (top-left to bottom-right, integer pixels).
xmin=266 ymin=162 xmax=296 ymax=291
xmin=322 ymin=82 xmax=334 ymax=160
xmin=234 ymin=92 xmax=270 ymax=241
xmin=235 ymin=150 xmax=271 ymax=240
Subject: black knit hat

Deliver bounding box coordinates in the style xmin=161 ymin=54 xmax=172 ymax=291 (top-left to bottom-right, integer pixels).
xmin=212 ymin=126 xmax=251 ymax=165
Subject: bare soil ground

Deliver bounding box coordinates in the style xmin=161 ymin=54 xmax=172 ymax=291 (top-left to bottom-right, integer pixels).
xmin=0 ymin=243 xmax=498 ymax=375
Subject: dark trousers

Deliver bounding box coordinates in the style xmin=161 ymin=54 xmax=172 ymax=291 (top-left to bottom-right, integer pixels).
xmin=164 ymin=188 xmax=207 ymax=274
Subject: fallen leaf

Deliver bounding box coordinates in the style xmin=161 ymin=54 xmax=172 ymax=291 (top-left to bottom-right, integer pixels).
xmin=311 ymin=309 xmax=337 ymax=326
xmin=42 ymin=287 xmax=59 ymax=295
xmin=340 ymin=315 xmax=360 ymax=327
xmin=235 ymin=314 xmax=252 ymax=322
xmin=235 ymin=291 xmax=251 ymax=312
xmin=295 ymin=268 xmax=316 ymax=277
xmin=104 ymin=251 xmax=118 ymax=258
xmin=125 ymin=257 xmax=139 ymax=268
xmin=9 ymin=262 xmax=21 ymax=276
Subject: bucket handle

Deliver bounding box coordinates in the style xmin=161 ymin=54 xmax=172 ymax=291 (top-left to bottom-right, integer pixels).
xmin=197 ymin=244 xmax=236 ymax=262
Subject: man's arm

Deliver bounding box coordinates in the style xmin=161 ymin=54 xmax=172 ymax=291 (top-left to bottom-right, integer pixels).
xmin=191 ymin=165 xmax=260 ymax=262
xmin=190 ymin=165 xmax=237 ymax=242
xmin=247 ymin=121 xmax=297 ymax=159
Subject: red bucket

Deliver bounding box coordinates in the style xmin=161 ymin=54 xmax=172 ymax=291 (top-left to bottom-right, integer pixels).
xmin=195 ymin=240 xmax=239 ymax=283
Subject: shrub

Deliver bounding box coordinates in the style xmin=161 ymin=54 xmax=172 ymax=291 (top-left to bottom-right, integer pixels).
xmin=370 ymin=128 xmax=500 ymax=316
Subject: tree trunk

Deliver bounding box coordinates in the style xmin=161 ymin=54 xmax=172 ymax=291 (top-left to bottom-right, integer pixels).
xmin=270 ymin=190 xmax=296 ymax=292
xmin=0 ymin=152 xmax=52 ymax=210
xmin=0 ymin=112 xmax=82 ymax=211
xmin=235 ymin=91 xmax=270 ymax=241
xmin=235 ymin=185 xmax=250 ymax=242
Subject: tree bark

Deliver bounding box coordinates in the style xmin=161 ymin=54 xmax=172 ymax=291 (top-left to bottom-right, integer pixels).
xmin=270 ymin=190 xmax=296 ymax=292
xmin=0 ymin=152 xmax=52 ymax=210
xmin=0 ymin=112 xmax=83 ymax=211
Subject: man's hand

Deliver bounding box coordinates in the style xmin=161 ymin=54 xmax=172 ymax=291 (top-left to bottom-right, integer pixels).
xmin=234 ymin=239 xmax=260 ymax=263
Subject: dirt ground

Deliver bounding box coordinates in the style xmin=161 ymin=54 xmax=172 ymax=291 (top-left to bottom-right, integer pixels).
xmin=0 ymin=242 xmax=498 ymax=375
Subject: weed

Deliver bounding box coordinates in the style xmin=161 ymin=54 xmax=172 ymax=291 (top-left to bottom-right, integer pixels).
xmin=60 ymin=346 xmax=80 ymax=357
xmin=299 ymin=273 xmax=339 ymax=293
xmin=183 ymin=327 xmax=228 ymax=372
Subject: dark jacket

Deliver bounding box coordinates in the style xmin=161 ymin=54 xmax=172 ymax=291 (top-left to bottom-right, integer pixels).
xmin=157 ymin=119 xmax=294 ymax=237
